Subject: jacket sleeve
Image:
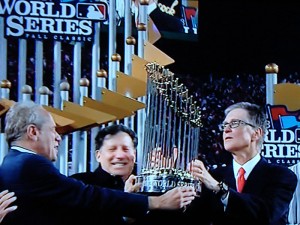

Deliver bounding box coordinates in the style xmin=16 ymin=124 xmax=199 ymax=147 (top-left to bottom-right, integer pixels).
xmin=24 ymin=155 xmax=149 ymax=217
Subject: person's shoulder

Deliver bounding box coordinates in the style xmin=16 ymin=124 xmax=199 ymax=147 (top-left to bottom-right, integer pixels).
xmin=70 ymin=171 xmax=93 ymax=180
xmin=10 ymin=150 xmax=51 ymax=166
xmin=265 ymin=162 xmax=297 ymax=180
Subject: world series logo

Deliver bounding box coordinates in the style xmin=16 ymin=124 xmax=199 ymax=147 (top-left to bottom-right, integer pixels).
xmin=77 ymin=3 xmax=106 ymax=20
xmin=262 ymin=104 xmax=300 ymax=166
xmin=0 ymin=0 xmax=108 ymax=42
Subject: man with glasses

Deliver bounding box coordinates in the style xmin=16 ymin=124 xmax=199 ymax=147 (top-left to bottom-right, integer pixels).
xmin=186 ymin=101 xmax=297 ymax=225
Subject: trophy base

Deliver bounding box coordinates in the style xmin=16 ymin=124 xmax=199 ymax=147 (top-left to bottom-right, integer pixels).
xmin=137 ymin=168 xmax=201 ymax=195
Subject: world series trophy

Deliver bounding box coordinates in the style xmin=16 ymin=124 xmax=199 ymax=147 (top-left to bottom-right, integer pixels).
xmin=137 ymin=62 xmax=202 ymax=196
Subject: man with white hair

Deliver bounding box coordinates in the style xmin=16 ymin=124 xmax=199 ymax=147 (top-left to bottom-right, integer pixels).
xmin=0 ymin=101 xmax=196 ymax=225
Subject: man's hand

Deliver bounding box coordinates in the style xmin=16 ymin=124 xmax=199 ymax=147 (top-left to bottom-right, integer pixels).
xmin=188 ymin=159 xmax=219 ymax=192
xmin=148 ymin=186 xmax=196 ymax=210
xmin=124 ymin=174 xmax=141 ymax=193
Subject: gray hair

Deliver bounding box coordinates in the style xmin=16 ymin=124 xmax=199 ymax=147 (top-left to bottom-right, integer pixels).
xmin=224 ymin=102 xmax=267 ymax=149
xmin=5 ymin=101 xmax=46 ymax=147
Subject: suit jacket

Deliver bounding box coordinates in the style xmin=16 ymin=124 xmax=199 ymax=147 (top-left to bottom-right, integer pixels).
xmin=186 ymin=157 xmax=298 ymax=225
xmin=71 ymin=166 xmax=187 ymax=225
xmin=71 ymin=166 xmax=125 ymax=190
xmin=0 ymin=149 xmax=149 ymax=225
xmin=69 ymin=166 xmax=128 ymax=225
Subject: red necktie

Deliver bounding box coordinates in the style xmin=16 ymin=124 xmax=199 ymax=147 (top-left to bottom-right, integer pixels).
xmin=237 ymin=167 xmax=245 ymax=193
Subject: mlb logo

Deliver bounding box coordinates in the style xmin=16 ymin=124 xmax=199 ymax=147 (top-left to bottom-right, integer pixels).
xmin=77 ymin=3 xmax=107 ymax=21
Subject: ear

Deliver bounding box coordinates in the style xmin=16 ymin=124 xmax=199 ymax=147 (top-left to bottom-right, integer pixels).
xmin=252 ymin=127 xmax=263 ymax=141
xmin=95 ymin=150 xmax=101 ymax=162
xmin=133 ymin=149 xmax=137 ymax=163
xmin=27 ymin=124 xmax=38 ymax=141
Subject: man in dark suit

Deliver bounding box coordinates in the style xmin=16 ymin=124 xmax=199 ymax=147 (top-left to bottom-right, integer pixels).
xmin=0 ymin=101 xmax=196 ymax=225
xmin=71 ymin=124 xmax=188 ymax=225
xmin=187 ymin=102 xmax=297 ymax=225
xmin=70 ymin=124 xmax=140 ymax=225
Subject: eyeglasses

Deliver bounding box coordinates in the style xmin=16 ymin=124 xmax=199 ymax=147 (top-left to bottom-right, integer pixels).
xmin=219 ymin=119 xmax=256 ymax=131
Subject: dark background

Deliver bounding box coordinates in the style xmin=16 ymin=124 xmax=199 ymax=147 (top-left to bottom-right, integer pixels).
xmin=155 ymin=1 xmax=300 ymax=80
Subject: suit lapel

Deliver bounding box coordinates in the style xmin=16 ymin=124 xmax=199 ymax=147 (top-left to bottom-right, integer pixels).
xmin=242 ymin=158 xmax=268 ymax=193
xmin=215 ymin=158 xmax=269 ymax=193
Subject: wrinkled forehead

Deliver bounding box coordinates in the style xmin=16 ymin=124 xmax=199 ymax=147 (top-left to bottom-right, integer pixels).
xmin=103 ymin=133 xmax=116 ymax=141
xmin=39 ymin=109 xmax=56 ymax=126
xmin=103 ymin=131 xmax=130 ymax=140
xmin=101 ymin=132 xmax=135 ymax=150
xmin=225 ymin=108 xmax=249 ymax=121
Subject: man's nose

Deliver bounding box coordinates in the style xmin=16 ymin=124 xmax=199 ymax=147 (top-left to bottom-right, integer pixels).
xmin=223 ymin=125 xmax=232 ymax=132
xmin=115 ymin=148 xmax=126 ymax=157
xmin=56 ymin=132 xmax=62 ymax=143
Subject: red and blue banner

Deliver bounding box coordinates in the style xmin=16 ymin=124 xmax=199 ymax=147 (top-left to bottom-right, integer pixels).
xmin=262 ymin=104 xmax=300 ymax=166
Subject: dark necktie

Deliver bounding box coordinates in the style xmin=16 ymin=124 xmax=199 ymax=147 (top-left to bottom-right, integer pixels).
xmin=237 ymin=167 xmax=245 ymax=193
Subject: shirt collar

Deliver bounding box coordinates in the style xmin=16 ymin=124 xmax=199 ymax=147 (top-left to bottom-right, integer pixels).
xmin=11 ymin=146 xmax=36 ymax=154
xmin=233 ymin=153 xmax=261 ymax=179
